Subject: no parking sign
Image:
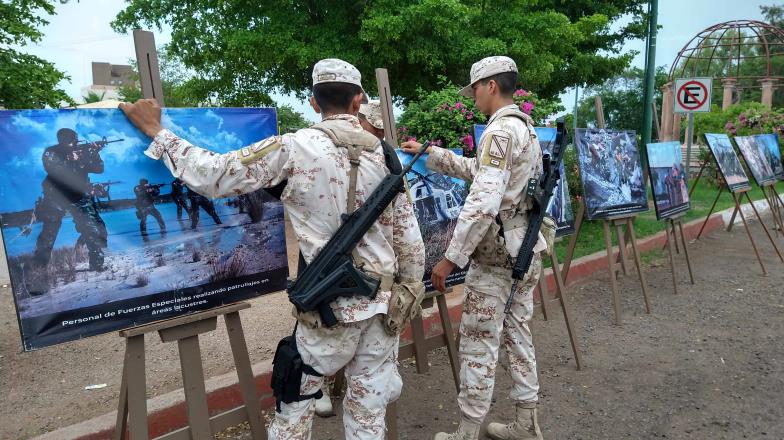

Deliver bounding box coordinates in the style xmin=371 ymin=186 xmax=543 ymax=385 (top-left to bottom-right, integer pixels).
xmin=674 ymin=77 xmax=713 ymax=113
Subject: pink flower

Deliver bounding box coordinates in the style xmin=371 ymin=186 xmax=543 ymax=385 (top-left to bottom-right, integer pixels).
xmin=455 ymin=102 xmax=464 ymax=109
xmin=514 ymin=89 xmax=529 ymax=97
xmin=522 ymin=102 xmax=534 ymax=114
xmin=466 ymin=112 xmax=474 ymax=120
xmin=724 ymin=122 xmax=735 ymax=131
xmin=461 ymin=134 xmax=475 ymax=151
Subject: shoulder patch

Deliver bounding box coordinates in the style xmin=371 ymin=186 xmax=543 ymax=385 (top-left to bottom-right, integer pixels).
xmin=239 ymin=136 xmax=282 ymax=165
xmin=480 ymin=133 xmax=512 ymax=169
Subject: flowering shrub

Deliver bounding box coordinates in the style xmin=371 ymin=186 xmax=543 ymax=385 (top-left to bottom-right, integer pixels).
xmin=398 ymin=82 xmax=563 ymax=157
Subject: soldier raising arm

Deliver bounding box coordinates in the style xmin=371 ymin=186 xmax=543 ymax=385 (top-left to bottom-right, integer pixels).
xmin=121 ymin=59 xmax=424 ymax=440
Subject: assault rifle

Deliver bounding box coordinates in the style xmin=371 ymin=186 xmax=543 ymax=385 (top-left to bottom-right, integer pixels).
xmin=288 ymin=141 xmax=430 ymax=327
xmin=504 ymin=120 xmax=568 ymax=313
xmin=76 ymin=136 xmax=124 ymax=154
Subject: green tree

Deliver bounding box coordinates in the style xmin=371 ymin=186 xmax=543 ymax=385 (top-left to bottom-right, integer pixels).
xmin=0 ymin=0 xmax=73 ymax=108
xmin=575 ymin=66 xmax=669 ymax=133
xmin=761 ymin=4 xmax=784 ymax=28
xmin=118 ymin=46 xmax=208 ymax=107
xmin=112 ymin=0 xmax=647 ymax=106
xmin=276 ymin=105 xmax=312 ymax=134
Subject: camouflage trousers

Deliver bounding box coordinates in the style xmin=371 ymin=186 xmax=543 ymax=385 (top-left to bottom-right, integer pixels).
xmin=457 ymin=253 xmax=542 ymax=423
xmin=268 ymin=314 xmax=401 ymax=440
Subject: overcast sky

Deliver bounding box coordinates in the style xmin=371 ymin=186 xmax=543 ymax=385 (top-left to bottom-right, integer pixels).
xmin=17 ymin=0 xmax=777 ymax=121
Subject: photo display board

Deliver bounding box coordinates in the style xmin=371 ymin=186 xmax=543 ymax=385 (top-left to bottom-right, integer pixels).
xmin=473 ymin=124 xmax=575 ymax=235
xmin=0 ymin=108 xmax=288 ymax=350
xmin=734 ymin=134 xmax=781 ymax=186
xmin=396 ymin=150 xmax=469 ymax=291
xmin=646 ymin=141 xmax=691 ymax=220
xmin=574 ymin=129 xmax=648 ymax=220
xmin=703 ymin=133 xmax=752 ymax=193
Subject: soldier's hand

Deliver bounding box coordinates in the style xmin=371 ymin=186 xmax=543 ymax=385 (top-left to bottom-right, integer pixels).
xmin=431 ymin=258 xmax=457 ymax=293
xmin=400 ymin=140 xmax=430 ymax=155
xmin=120 ymin=99 xmax=163 ymax=138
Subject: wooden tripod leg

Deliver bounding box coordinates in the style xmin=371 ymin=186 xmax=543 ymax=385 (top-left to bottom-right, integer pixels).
xmin=122 ymin=335 xmax=148 ymax=440
xmin=177 ymin=335 xmax=212 ymax=439
xmin=727 ymin=204 xmax=740 ymax=232
xmin=550 ymin=251 xmax=583 ymax=370
xmin=677 ymin=220 xmax=696 ymax=285
xmin=763 ymin=186 xmax=784 ymax=235
xmin=386 ymin=401 xmax=399 ymax=440
xmin=603 ymin=220 xmax=623 ymax=325
xmin=614 ymin=221 xmax=631 ymax=276
xmin=665 ymin=220 xmax=679 ymax=295
xmin=744 ymin=192 xmax=784 ymax=262
xmin=561 ymin=200 xmax=586 ymax=283
xmin=698 ymin=187 xmax=724 ymax=239
xmin=409 ymin=316 xmax=429 ymax=373
xmin=114 ymin=350 xmax=130 ymax=439
xmin=225 ymin=312 xmax=266 ymax=440
xmin=733 ymin=192 xmax=767 ymax=275
xmin=436 ymin=293 xmax=461 ymax=391
xmin=626 ymin=219 xmax=652 ymax=314
xmin=537 ymin=277 xmax=550 ymax=321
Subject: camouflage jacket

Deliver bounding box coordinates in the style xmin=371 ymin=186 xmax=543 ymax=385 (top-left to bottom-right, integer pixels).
xmin=427 ymin=104 xmax=546 ymax=268
xmin=145 ymin=114 xmax=425 ymax=322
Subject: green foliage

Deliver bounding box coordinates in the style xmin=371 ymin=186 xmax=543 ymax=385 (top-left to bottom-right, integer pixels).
xmin=112 ymin=0 xmax=647 ymax=105
xmin=82 ymin=90 xmax=106 ymax=104
xmin=118 ymin=46 xmax=209 ymax=107
xmin=0 ymin=0 xmax=73 ymax=108
xmin=276 ymin=105 xmax=311 ymax=134
xmin=575 ymin=66 xmax=669 ymax=132
xmin=398 ymin=82 xmax=563 ymax=156
xmin=398 ymin=83 xmax=485 ymax=154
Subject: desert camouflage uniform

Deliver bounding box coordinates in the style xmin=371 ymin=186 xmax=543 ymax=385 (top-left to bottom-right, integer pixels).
xmin=426 ymin=104 xmax=545 ymax=423
xmin=145 ymin=114 xmax=425 ymax=439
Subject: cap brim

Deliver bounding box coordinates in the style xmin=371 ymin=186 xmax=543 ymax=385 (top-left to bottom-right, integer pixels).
xmin=360 ymin=87 xmax=369 ymax=104
xmin=459 ymin=84 xmax=475 ymax=98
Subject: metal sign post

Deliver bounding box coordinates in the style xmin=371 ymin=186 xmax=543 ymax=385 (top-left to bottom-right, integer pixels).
xmin=674 ymin=77 xmax=713 ymax=177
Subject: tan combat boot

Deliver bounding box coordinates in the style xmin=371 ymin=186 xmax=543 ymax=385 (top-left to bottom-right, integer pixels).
xmin=486 ymin=403 xmax=543 ymax=440
xmin=433 ymin=418 xmax=481 ymax=440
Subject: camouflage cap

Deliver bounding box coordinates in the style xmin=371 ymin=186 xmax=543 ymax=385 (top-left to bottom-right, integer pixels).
xmin=359 ymin=100 xmax=384 ymax=130
xmin=459 ymin=56 xmax=518 ymax=98
xmin=312 ymin=58 xmax=368 ymax=103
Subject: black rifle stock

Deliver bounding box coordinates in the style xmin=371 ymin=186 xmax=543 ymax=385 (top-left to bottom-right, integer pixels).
xmin=504 ymin=120 xmax=568 ymax=313
xmin=287 ymin=141 xmax=430 ymax=327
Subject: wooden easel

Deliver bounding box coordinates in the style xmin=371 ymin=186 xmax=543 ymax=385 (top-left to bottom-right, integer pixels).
xmin=559 ymin=97 xmax=651 ymax=324
xmin=114 ymin=303 xmax=265 ymax=440
xmin=374 ymin=68 xmax=461 ymax=440
xmin=537 ymin=247 xmax=583 ymax=370
xmin=766 ymin=183 xmax=784 ymax=233
xmin=689 ymin=154 xmax=784 ymax=275
xmin=662 ymin=214 xmax=696 ymax=295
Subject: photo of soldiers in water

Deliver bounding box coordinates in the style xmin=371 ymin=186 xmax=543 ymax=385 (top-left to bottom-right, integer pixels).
xmin=753 ymin=133 xmax=784 ymax=180
xmin=396 ymin=149 xmax=469 ymax=291
xmin=0 ymin=108 xmax=288 ymax=350
xmin=646 ymin=141 xmax=691 ymax=220
xmin=575 ymin=128 xmax=649 ymax=220
xmin=473 ymin=124 xmax=575 ymax=236
xmin=735 ymin=135 xmax=778 ymax=186
xmin=704 ymin=133 xmax=752 ymax=193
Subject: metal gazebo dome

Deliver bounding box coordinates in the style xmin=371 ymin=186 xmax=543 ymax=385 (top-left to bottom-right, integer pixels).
xmin=669 ymin=20 xmax=784 ymax=92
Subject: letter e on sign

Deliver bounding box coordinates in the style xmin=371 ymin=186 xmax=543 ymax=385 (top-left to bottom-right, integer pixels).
xmin=674 ymin=77 xmax=713 ymax=113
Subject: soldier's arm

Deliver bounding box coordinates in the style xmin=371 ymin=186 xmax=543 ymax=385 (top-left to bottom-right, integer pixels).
xmin=443 ymin=129 xmax=514 ymax=268
xmin=425 ymin=147 xmax=478 ymax=182
xmin=392 ymin=192 xmax=426 ymax=281
xmin=144 ymin=129 xmax=290 ymax=199
xmin=86 ymin=150 xmax=104 ymax=173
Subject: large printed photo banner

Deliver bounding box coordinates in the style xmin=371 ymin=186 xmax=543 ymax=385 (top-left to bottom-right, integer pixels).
xmin=646 ymin=141 xmax=691 ymax=220
xmin=396 ymin=150 xmax=469 ymax=291
xmin=734 ymin=134 xmax=781 ymax=186
xmin=0 ymin=108 xmax=288 ymax=350
xmin=473 ymin=125 xmax=575 ymax=236
xmin=703 ymin=133 xmax=752 ymax=193
xmin=574 ymin=129 xmax=648 ymax=220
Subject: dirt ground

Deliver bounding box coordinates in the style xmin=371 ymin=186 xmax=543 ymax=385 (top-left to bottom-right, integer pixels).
xmin=2 ymin=215 xmax=784 ymax=439
xmin=226 ymin=219 xmax=784 ymax=440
